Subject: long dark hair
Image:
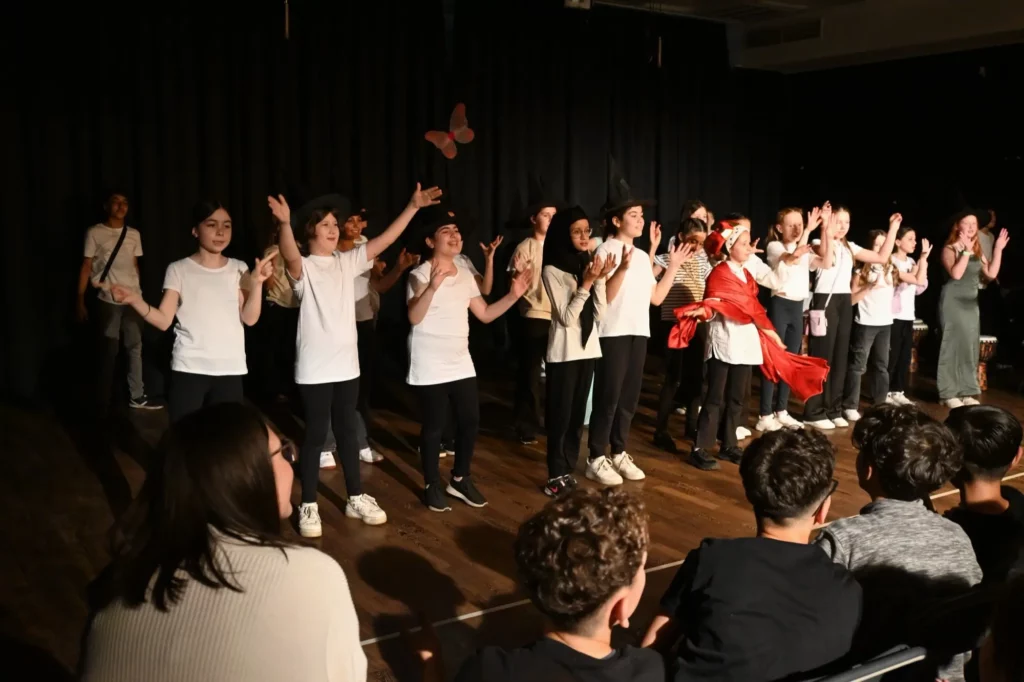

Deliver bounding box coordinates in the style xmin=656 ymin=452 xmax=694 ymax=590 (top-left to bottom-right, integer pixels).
xmin=98 ymin=404 xmax=290 ymax=611
xmin=191 ymin=199 xmax=226 ymax=228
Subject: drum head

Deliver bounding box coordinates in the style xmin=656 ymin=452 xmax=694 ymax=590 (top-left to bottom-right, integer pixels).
xmin=980 ymin=336 xmax=998 ymax=342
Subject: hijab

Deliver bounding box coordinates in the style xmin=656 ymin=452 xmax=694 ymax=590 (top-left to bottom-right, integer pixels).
xmin=543 ymin=206 xmax=595 ymax=346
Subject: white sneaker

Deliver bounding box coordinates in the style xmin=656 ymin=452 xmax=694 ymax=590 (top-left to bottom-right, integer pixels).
xmin=962 ymin=397 xmax=980 ymax=406
xmin=346 ymin=494 xmax=387 ymax=526
xmin=675 ymin=407 xmax=687 ymax=416
xmin=755 ymin=415 xmax=783 ymax=432
xmin=298 ymin=503 xmax=322 ymax=538
xmin=612 ymin=452 xmax=645 ymax=481
xmin=774 ymin=411 xmax=802 ymax=429
xmin=736 ymin=426 xmax=752 ymax=440
xmin=586 ymin=456 xmax=624 ymax=486
xmin=943 ymin=398 xmax=965 ymax=408
xmin=842 ymin=409 xmax=862 ymax=422
xmin=893 ymin=392 xmax=914 ymax=406
xmin=831 ymin=417 xmax=850 ymax=428
xmin=319 ymin=451 xmax=337 ymax=469
xmin=807 ymin=419 xmax=836 ymax=430
xmin=359 ymin=447 xmax=384 ymax=463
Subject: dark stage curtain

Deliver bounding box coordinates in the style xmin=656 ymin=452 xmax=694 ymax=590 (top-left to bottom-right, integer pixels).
xmin=0 ymin=0 xmax=781 ymax=402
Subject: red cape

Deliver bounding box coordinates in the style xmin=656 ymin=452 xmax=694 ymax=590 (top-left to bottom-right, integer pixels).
xmin=669 ymin=262 xmax=829 ymax=402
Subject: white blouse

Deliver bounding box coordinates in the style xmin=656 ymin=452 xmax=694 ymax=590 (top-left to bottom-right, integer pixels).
xmin=594 ymin=238 xmax=656 ymax=338
xmin=811 ymin=240 xmax=863 ymax=295
xmin=542 ymin=266 xmax=606 ymax=363
xmin=706 ymin=261 xmax=764 ymax=366
xmin=405 ymin=260 xmax=481 ymax=386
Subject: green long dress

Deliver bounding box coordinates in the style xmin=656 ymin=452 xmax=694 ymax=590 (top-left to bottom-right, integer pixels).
xmin=937 ymin=255 xmax=981 ymax=400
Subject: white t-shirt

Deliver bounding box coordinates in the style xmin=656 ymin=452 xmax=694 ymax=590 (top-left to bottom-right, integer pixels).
xmin=84 ymin=224 xmax=144 ymax=305
xmin=406 ymin=260 xmax=482 ymax=386
xmin=163 ymin=257 xmax=249 ymax=376
xmin=291 ymin=247 xmax=373 ymax=385
xmin=707 ymin=261 xmax=762 ymax=365
xmin=855 ymin=264 xmax=894 ymax=326
xmin=811 ymin=240 xmax=862 ymax=295
xmin=350 ymin=236 xmax=379 ymax=323
xmin=456 ymin=253 xmax=482 ymax=278
xmin=765 ymin=241 xmax=811 ymax=301
xmin=594 ymin=238 xmax=656 ymax=338
xmin=892 ymin=256 xmax=919 ymax=322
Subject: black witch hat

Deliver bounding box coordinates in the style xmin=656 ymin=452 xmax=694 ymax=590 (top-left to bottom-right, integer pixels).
xmin=406 ymin=202 xmax=460 ymax=255
xmin=524 ymin=173 xmax=562 ymax=218
xmin=600 ymin=156 xmax=656 ymax=216
xmin=285 ymin=179 xmax=351 ymax=236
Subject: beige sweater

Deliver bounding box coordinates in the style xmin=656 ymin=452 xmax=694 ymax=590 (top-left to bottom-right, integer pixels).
xmin=511 ymin=237 xmax=552 ymax=319
xmin=82 ymin=537 xmax=366 ymax=682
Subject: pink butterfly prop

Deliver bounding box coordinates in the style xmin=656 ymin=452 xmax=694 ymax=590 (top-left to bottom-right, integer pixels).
xmin=425 ymin=103 xmax=475 ymax=159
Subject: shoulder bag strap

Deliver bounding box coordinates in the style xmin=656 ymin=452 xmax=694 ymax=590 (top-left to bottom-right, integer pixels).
xmin=98 ymin=226 xmax=129 ymax=284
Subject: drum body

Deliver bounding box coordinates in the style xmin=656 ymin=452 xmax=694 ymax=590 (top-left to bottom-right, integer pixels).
xmin=978 ymin=335 xmax=998 ymax=391
xmin=911 ymin=320 xmax=928 ymax=374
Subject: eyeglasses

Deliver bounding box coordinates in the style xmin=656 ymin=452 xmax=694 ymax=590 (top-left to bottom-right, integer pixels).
xmin=271 ymin=438 xmax=298 ymax=463
xmin=571 ymin=228 xmax=593 ymax=237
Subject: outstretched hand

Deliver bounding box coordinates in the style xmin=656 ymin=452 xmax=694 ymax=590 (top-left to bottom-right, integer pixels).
xmin=806 ymin=205 xmax=823 ymax=233
xmin=511 ymin=267 xmax=533 ymax=298
xmin=751 ymin=238 xmax=765 ymax=254
xmin=793 ymin=243 xmax=813 ymax=259
xmin=682 ymin=307 xmax=708 ymax=320
xmin=649 ymin=221 xmax=663 ymax=250
xmin=480 ymin=235 xmax=503 ymax=262
xmin=429 ymin=260 xmax=456 ymax=290
xmin=267 ymin=195 xmax=291 ymax=225
xmin=996 ymin=228 xmax=1010 ymax=252
xmin=765 ymin=329 xmax=786 ymax=349
xmin=398 ymin=248 xmax=421 ymax=271
xmin=110 ymin=284 xmax=140 ymax=306
xmin=667 ymin=241 xmax=696 ymax=267
xmin=409 ymin=183 xmax=443 ymax=209
xmin=252 ymin=251 xmax=278 ymax=284
xmin=919 ymin=238 xmax=933 ymax=259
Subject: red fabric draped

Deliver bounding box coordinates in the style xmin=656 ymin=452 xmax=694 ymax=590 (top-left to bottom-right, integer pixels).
xmin=669 ymin=262 xmax=830 ymax=402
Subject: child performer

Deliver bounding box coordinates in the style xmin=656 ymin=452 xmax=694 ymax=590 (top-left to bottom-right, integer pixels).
xmin=407 ymin=205 xmax=531 ymax=512
xmin=540 ymin=206 xmax=613 ymax=497
xmin=757 ymin=204 xmax=831 ymax=432
xmin=673 ymin=223 xmax=829 ymax=471
xmin=112 ymin=201 xmax=273 ymax=422
xmin=267 ymin=184 xmax=441 ymax=536
xmin=887 ymin=227 xmax=931 ymax=404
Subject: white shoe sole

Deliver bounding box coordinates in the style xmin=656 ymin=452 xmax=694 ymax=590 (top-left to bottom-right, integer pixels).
xmin=616 ymin=468 xmax=646 ymax=481
xmin=346 ymin=506 xmax=388 ymax=525
xmin=445 ymin=484 xmax=488 ymax=508
xmin=585 ymin=469 xmax=623 ymax=486
xmin=299 ymin=525 xmax=322 ymax=538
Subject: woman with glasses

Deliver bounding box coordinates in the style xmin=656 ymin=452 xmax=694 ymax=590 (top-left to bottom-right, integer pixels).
xmin=80 ymin=403 xmax=366 ymax=682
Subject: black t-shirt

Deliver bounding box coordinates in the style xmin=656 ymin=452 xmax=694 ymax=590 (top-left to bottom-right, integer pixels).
xmin=662 ymin=537 xmax=862 ymax=682
xmin=454 ymin=637 xmax=666 ymax=682
xmin=945 ymin=486 xmax=1024 ymax=584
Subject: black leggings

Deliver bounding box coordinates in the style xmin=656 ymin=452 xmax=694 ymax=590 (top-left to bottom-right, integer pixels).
xmin=356 ymin=319 xmax=375 ymax=420
xmin=168 ymin=371 xmax=244 ymax=423
xmin=514 ymin=318 xmax=550 ymax=439
xmin=298 ymin=380 xmax=361 ymax=502
xmin=589 ymin=335 xmax=648 ymax=461
xmin=696 ymin=358 xmax=752 ymax=450
xmin=545 ymin=358 xmax=596 ymax=479
xmin=760 ymin=296 xmax=804 ymax=416
xmin=888 ymin=319 xmax=914 ymax=393
xmin=656 ymin=323 xmax=706 ymax=435
xmin=803 ymin=293 xmax=853 ymax=421
xmin=417 ymin=377 xmax=479 ymax=485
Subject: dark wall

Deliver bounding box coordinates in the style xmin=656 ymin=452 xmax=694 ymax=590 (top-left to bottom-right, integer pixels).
xmin=0 ymin=0 xmax=782 ymax=401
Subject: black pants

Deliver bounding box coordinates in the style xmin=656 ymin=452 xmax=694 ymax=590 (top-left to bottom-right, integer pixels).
xmin=545 ymin=358 xmax=596 ymax=479
xmin=168 ymin=371 xmax=244 ymax=423
xmin=298 ymin=380 xmax=361 ymax=502
xmin=656 ymin=323 xmax=706 ymax=435
xmin=696 ymin=358 xmax=752 ymax=450
xmin=888 ymin=319 xmax=914 ymax=393
xmin=417 ymin=377 xmax=479 ymax=485
xmin=254 ymin=301 xmax=298 ymax=401
xmin=514 ymin=318 xmax=550 ymax=439
xmin=356 ymin=319 xmax=375 ymax=420
xmin=589 ymin=335 xmax=647 ymax=460
xmin=803 ymin=293 xmax=853 ymax=421
xmin=759 ymin=297 xmax=804 ymax=416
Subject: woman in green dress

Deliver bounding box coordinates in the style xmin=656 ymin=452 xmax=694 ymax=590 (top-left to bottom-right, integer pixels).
xmin=937 ymin=209 xmax=1009 ymax=407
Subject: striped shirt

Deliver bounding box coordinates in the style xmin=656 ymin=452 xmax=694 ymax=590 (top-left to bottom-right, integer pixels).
xmin=655 ymin=250 xmax=712 ymax=321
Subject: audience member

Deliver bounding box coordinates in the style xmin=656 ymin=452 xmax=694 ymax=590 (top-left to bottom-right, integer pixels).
xmin=979 ymin=574 xmax=1024 ymax=682
xmin=419 ymin=488 xmax=664 ymax=682
xmin=643 ymin=428 xmax=861 ymax=681
xmin=815 ymin=404 xmax=981 ymax=682
xmin=80 ymin=404 xmax=366 ymax=682
xmin=944 ymin=405 xmax=1024 ymax=584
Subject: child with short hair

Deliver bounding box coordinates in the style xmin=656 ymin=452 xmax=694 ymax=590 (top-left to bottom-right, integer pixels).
xmin=945 ymin=405 xmax=1024 ymax=584
xmin=815 ymin=404 xmax=981 ymax=682
xmin=643 ymin=428 xmax=861 ymax=681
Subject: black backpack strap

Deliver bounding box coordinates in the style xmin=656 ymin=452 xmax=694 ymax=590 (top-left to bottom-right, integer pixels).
xmin=98 ymin=226 xmax=129 ymax=283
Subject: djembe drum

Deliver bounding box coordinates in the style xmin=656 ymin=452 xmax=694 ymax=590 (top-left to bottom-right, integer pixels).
xmin=910 ymin=320 xmax=928 ymax=373
xmin=978 ymin=336 xmax=998 ymax=391
xmin=801 ymin=311 xmax=810 ymax=356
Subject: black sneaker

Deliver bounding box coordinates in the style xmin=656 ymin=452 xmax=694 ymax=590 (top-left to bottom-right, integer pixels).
xmin=565 ymin=474 xmax=579 ymax=489
xmin=447 ymin=475 xmax=488 ymax=508
xmin=424 ymin=484 xmax=452 ymax=512
xmin=440 ymin=441 xmax=456 ymax=458
xmin=717 ymin=446 xmax=743 ymax=464
xmin=688 ymin=448 xmax=720 ymax=471
xmin=652 ymin=430 xmax=679 ymax=454
xmin=129 ymin=394 xmax=162 ymax=410
xmin=543 ymin=475 xmax=571 ymax=497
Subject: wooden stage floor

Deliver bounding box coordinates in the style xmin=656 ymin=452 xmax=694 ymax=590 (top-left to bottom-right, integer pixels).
xmin=3 ymin=366 xmax=1023 ymax=681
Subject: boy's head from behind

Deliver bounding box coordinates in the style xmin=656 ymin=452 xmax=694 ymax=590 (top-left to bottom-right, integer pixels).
xmin=740 ymin=428 xmax=837 ymax=529
xmin=853 ymin=404 xmax=962 ymax=501
xmin=515 ymin=488 xmax=648 ymax=635
xmin=945 ymin=405 xmax=1023 ymax=484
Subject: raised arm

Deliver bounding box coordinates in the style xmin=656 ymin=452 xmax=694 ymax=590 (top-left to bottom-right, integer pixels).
xmin=469 ymin=267 xmax=530 ymax=324
xmin=267 ymin=196 xmax=303 ymax=280
xmin=651 ymin=242 xmax=696 ymax=306
xmin=111 ymin=285 xmax=180 ymax=332
xmin=799 ymin=205 xmax=822 ymax=247
xmin=982 ymin=229 xmax=1010 ymax=280
xmin=897 ymin=240 xmax=931 ymax=285
xmin=942 ymin=241 xmax=972 ymax=281
xmin=373 ymin=248 xmax=420 ymax=294
xmin=407 ymin=261 xmax=455 ymax=326
xmin=648 ymin=221 xmax=663 ymax=266
xmin=478 ymin=235 xmax=503 ymax=296
xmin=854 ymin=213 xmax=901 ymax=264
xmin=366 ymin=184 xmax=442 ymax=262
xmin=239 ymin=254 xmax=276 ymax=326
